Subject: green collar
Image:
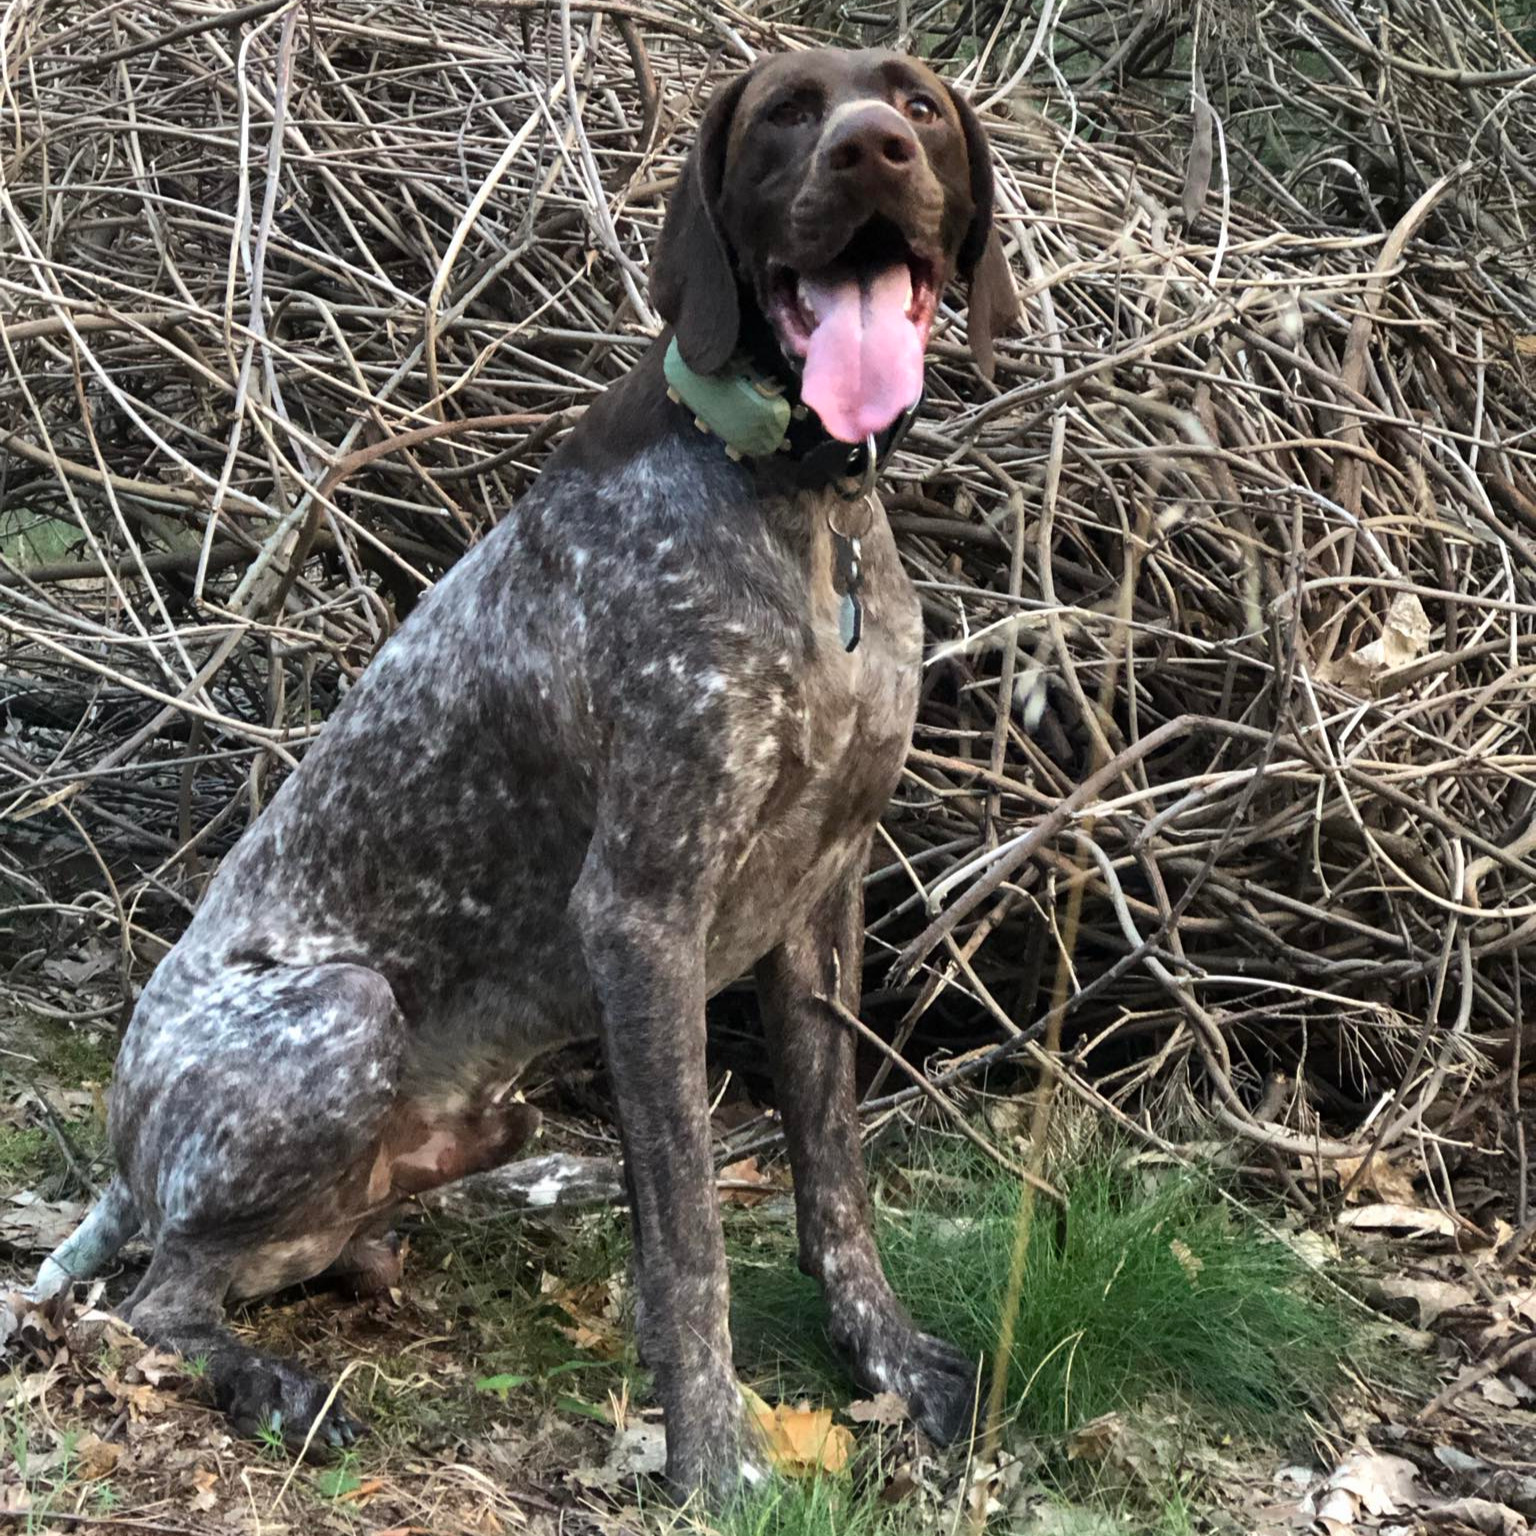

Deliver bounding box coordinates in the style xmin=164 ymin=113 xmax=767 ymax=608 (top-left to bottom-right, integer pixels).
xmin=662 ymin=336 xmax=925 ymax=490
xmin=663 ymin=337 xmax=795 ymax=460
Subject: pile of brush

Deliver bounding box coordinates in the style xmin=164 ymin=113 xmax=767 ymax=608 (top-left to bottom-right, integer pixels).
xmin=2 ymin=0 xmax=1534 ymax=1180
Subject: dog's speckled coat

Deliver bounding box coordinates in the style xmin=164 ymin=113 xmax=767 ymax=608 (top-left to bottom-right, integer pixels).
xmin=37 ymin=46 xmax=1016 ymax=1497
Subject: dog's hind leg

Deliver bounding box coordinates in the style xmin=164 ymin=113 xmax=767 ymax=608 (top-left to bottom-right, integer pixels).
xmin=109 ymin=959 xmax=404 ymax=1450
xmin=121 ymin=1239 xmax=363 ymax=1450
xmin=31 ymin=1176 xmax=141 ymax=1300
xmin=755 ymin=855 xmax=980 ymax=1447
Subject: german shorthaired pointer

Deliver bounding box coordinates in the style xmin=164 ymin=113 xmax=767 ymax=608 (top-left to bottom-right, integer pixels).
xmin=36 ymin=46 xmax=1017 ymax=1497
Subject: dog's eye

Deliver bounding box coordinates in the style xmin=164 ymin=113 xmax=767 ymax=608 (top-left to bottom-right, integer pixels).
xmin=905 ymin=94 xmax=939 ymax=124
xmin=768 ymin=96 xmax=814 ymax=128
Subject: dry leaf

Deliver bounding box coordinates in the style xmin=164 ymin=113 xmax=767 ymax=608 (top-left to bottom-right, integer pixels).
xmin=1424 ymin=1496 xmax=1528 ymax=1534
xmin=717 ymin=1156 xmax=779 ymax=1207
xmin=1337 ymin=1202 xmax=1457 ymax=1237
xmin=1169 ymin=1239 xmax=1204 ymax=1283
xmin=72 ymin=1433 xmax=121 ymax=1481
xmin=1334 ymin=1154 xmax=1418 ymax=1205
xmin=742 ymin=1385 xmax=853 ymax=1475
xmin=1305 ymin=1450 xmax=1421 ymax=1528
xmin=1515 ymin=336 xmax=1536 ymax=356
xmin=1371 ymin=1276 xmax=1474 ymax=1327
xmin=0 ymin=1196 xmax=88 ymax=1256
xmin=1316 ymin=591 xmax=1434 ymax=693
xmin=540 ymin=1275 xmax=625 ymax=1359
xmin=1479 ymin=1376 xmax=1521 ymax=1408
xmin=846 ymin=1392 xmax=909 ymax=1427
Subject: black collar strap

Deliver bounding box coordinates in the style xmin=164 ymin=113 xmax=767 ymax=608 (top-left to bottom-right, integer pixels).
xmin=781 ymin=390 xmax=923 ymax=493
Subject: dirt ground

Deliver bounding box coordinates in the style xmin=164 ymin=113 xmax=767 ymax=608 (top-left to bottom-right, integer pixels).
xmin=3 ymin=1013 xmax=1536 ymax=1536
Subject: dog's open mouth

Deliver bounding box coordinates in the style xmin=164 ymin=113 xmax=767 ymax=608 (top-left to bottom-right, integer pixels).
xmin=765 ymin=220 xmax=939 ymax=445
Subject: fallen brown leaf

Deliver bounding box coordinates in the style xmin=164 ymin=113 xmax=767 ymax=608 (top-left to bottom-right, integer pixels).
xmin=1305 ymin=1450 xmax=1421 ymax=1530
xmin=1371 ymin=1276 xmax=1474 ymax=1327
xmin=1424 ymin=1496 xmax=1528 ymax=1534
xmin=717 ymin=1156 xmax=780 ymax=1207
xmin=540 ymin=1274 xmax=625 ymax=1359
xmin=846 ymin=1391 xmax=909 ymax=1427
xmin=72 ymin=1433 xmax=122 ymax=1481
xmin=1334 ymin=1154 xmax=1418 ymax=1205
xmin=1337 ymin=1202 xmax=1457 ymax=1237
xmin=0 ymin=1196 xmax=88 ymax=1256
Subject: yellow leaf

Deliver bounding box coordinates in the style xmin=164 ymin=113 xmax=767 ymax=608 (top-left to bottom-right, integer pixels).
xmin=741 ymin=1385 xmax=853 ymax=1475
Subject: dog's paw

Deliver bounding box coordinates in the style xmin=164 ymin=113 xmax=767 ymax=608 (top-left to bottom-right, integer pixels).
xmin=217 ymin=1355 xmax=364 ymax=1454
xmin=666 ymin=1431 xmax=775 ymax=1509
xmin=899 ymin=1330 xmax=981 ymax=1445
xmin=657 ymin=1371 xmax=773 ymax=1506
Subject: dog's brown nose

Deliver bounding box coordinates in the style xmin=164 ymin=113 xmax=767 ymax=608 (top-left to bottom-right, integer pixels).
xmin=822 ymin=101 xmax=918 ymax=191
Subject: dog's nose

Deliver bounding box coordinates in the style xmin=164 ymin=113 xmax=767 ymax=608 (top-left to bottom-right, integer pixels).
xmin=822 ymin=101 xmax=919 ymax=190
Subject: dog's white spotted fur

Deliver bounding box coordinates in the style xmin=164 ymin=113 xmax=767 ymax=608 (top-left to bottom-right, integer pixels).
xmin=38 ymin=43 xmax=1004 ymax=1498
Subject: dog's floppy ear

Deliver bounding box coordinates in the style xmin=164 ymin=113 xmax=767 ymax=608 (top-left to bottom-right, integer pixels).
xmin=945 ymin=83 xmax=1020 ymax=381
xmin=651 ymin=70 xmax=752 ymax=376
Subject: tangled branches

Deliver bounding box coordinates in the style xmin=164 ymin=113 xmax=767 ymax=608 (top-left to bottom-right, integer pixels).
xmin=2 ymin=0 xmax=1535 ymax=1172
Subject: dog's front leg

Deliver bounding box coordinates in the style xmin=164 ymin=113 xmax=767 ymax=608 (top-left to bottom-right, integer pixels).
xmin=573 ymin=849 xmax=763 ymax=1500
xmin=756 ymin=852 xmax=980 ymax=1445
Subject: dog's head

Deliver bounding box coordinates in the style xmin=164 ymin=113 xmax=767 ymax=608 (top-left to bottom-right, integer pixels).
xmin=651 ymin=49 xmax=1018 ymax=444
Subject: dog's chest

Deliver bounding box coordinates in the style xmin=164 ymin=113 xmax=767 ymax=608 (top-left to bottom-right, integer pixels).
xmin=704 ymin=510 xmax=922 ymax=987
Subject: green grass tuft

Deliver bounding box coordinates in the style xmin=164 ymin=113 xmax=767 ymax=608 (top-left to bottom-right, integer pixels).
xmin=39 ymin=1027 xmax=118 ymax=1085
xmin=652 ymin=1473 xmax=909 ymax=1536
xmin=0 ymin=1127 xmax=51 ymax=1184
xmin=731 ymin=1148 xmax=1351 ymax=1439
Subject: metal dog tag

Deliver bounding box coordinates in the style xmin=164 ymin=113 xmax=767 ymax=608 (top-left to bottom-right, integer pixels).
xmin=834 ymin=533 xmax=863 ymax=652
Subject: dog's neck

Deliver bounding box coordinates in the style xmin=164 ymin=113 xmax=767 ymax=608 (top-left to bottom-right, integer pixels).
xmin=557 ymin=332 xmax=918 ymax=501
xmin=551 ymin=334 xmax=907 ymax=655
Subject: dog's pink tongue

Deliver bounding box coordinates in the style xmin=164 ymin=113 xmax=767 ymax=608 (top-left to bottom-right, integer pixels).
xmin=800 ymin=265 xmax=923 ymax=444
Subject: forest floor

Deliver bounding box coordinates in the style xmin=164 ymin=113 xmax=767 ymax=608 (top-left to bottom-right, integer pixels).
xmin=3 ymin=1011 xmax=1535 ymax=1536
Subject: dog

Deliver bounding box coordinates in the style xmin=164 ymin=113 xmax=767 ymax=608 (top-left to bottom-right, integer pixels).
xmin=34 ymin=46 xmax=1018 ymax=1497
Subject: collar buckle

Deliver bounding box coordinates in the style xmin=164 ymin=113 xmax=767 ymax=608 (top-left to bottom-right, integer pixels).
xmin=837 ymin=434 xmax=879 ymax=502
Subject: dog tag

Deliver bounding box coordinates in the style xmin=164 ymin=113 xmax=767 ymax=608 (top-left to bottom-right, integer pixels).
xmin=834 ymin=533 xmax=863 ymax=653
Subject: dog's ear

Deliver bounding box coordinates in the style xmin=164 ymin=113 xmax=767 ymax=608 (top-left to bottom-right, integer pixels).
xmin=945 ymin=83 xmax=1020 ymax=381
xmin=651 ymin=70 xmax=752 ymax=376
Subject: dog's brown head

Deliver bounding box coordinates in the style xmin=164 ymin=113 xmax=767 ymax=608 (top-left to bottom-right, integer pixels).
xmin=651 ymin=49 xmax=1018 ymax=444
